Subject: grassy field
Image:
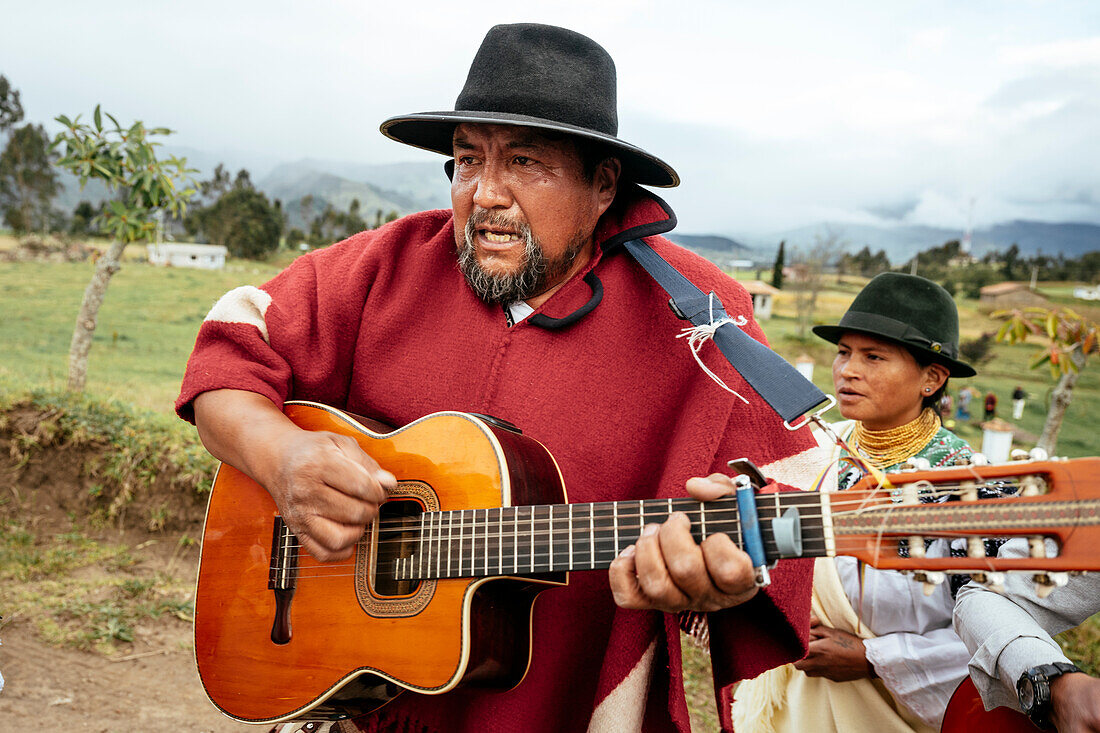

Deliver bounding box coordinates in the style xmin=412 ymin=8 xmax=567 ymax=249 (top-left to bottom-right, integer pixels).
xmin=0 ymin=257 xmax=284 ymax=411
xmin=2 ymin=245 xmax=1099 ymax=725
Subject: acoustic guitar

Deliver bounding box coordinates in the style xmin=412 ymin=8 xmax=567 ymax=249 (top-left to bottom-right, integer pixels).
xmin=194 ymin=402 xmax=1100 ymax=723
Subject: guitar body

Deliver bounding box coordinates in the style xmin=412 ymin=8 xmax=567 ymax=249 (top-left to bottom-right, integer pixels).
xmin=194 ymin=403 xmax=567 ymax=723
xmin=941 ymin=676 xmax=1035 ymax=733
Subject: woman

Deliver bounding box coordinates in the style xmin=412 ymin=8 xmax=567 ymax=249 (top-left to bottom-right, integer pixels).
xmin=733 ymin=273 xmax=977 ymax=733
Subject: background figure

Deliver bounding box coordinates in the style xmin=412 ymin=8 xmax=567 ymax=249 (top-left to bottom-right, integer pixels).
xmin=732 ymin=273 xmax=978 ymax=733
xmin=984 ymin=392 xmax=998 ymax=420
xmin=940 ymin=392 xmax=953 ymax=417
xmin=956 ymin=387 xmax=973 ymax=420
xmin=1012 ymin=386 xmax=1027 ymax=420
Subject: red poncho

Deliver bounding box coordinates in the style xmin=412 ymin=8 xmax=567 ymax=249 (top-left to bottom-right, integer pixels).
xmin=178 ymin=187 xmax=815 ymax=732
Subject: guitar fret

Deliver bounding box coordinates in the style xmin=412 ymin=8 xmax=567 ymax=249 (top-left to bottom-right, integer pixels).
xmin=613 ymin=501 xmax=620 ymax=556
xmin=700 ymin=502 xmax=707 ymax=539
xmin=482 ymin=508 xmax=488 ymax=577
xmin=589 ymin=501 xmax=598 ymax=572
xmin=448 ymin=511 xmax=454 ymax=578
xmin=530 ymin=507 xmax=536 ymax=573
xmin=497 ymin=507 xmax=504 ymax=574
xmin=548 ymin=505 xmax=555 ymax=572
xmin=466 ymin=509 xmax=473 ymax=577
xmin=460 ymin=509 xmax=467 ymax=578
xmin=568 ymin=504 xmax=574 ymax=570
xmin=418 ymin=513 xmax=426 ymax=580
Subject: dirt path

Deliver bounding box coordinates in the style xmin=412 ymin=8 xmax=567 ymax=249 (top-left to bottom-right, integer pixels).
xmin=0 ymin=620 xmax=252 ymax=731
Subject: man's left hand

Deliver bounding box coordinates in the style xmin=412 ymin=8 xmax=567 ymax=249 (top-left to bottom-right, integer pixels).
xmin=608 ymin=473 xmax=759 ymax=613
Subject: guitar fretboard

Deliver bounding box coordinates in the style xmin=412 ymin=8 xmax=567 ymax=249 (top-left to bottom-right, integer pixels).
xmin=390 ymin=493 xmax=828 ymax=581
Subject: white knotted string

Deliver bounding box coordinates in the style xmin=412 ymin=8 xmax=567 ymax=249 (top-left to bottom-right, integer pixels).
xmin=675 ymin=292 xmax=750 ymax=404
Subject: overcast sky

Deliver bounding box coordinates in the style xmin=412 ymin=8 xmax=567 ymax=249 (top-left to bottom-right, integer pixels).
xmin=3 ymin=1 xmax=1099 ymax=237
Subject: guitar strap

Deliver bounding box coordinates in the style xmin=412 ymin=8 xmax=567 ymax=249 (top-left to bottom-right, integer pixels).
xmin=622 ymin=238 xmax=829 ymax=427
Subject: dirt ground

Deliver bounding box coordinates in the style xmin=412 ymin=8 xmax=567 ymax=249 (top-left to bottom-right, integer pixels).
xmin=0 ymin=406 xmax=256 ymax=730
xmin=0 ymin=621 xmax=253 ymax=731
xmin=0 ymin=542 xmax=254 ymax=731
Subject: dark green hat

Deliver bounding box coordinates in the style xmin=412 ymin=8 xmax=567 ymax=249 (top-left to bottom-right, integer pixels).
xmin=812 ymin=273 xmax=976 ymax=377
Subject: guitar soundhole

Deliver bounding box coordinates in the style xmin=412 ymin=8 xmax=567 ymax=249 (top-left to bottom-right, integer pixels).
xmin=374 ymin=499 xmax=423 ymax=597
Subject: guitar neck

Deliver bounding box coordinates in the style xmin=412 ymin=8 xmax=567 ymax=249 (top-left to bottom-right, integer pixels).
xmin=390 ymin=493 xmax=828 ymax=581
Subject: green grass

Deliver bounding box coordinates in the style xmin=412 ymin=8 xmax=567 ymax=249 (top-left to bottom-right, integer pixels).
xmin=0 ymin=258 xmax=283 ymax=411
xmin=0 ymin=520 xmax=195 ymax=654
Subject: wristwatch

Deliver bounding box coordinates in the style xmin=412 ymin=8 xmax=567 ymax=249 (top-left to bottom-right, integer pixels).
xmin=1017 ymin=662 xmax=1082 ymax=729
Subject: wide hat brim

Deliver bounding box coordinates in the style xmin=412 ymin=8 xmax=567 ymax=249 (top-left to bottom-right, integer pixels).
xmin=813 ymin=321 xmax=976 ymax=378
xmin=379 ymin=23 xmax=679 ymax=189
xmin=380 ymin=111 xmax=679 ymax=188
xmin=812 ymin=273 xmax=977 ymax=378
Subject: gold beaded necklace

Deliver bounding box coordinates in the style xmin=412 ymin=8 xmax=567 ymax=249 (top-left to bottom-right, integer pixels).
xmin=851 ymin=407 xmax=941 ymax=469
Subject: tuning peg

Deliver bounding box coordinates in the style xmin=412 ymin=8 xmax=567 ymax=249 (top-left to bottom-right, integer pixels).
xmin=970 ymin=571 xmax=1006 ymax=593
xmin=1010 ymin=449 xmax=1030 ymax=461
xmin=913 ymin=571 xmax=946 ymax=595
xmin=1029 ymin=447 xmax=1049 ymax=461
xmin=901 ymin=457 xmax=932 ymax=471
xmin=970 ymin=453 xmax=990 ymax=466
xmin=1033 ymin=572 xmax=1070 ymax=599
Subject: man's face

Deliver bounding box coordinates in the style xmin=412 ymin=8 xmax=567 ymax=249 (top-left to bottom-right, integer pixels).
xmin=451 ymin=123 xmax=618 ymax=305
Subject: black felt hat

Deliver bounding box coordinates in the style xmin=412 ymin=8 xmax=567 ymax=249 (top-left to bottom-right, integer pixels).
xmin=380 ymin=23 xmax=679 ymax=188
xmin=813 ymin=273 xmax=976 ymax=377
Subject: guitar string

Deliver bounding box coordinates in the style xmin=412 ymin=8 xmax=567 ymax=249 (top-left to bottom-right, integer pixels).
xmin=261 ymin=538 xmax=1047 ymax=582
xmin=272 ymin=482 xmax=1056 ymax=553
xmin=274 ymin=496 xmax=1069 ymax=555
xmin=263 ymin=499 xmax=1063 ymax=581
xmin=273 ymin=478 xmax=1040 ymax=541
xmin=270 ymin=526 xmax=1062 ymax=580
xmin=261 ymin=483 xmax=1071 ymax=579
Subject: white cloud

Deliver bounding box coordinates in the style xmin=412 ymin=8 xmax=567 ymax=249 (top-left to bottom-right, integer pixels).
xmin=999 ymin=36 xmax=1100 ymax=68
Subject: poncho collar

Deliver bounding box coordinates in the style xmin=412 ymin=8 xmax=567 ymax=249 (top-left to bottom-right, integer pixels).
xmin=527 ymin=184 xmax=677 ymax=330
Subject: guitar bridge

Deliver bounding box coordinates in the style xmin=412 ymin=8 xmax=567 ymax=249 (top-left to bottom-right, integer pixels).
xmin=268 ymin=516 xmax=298 ymax=644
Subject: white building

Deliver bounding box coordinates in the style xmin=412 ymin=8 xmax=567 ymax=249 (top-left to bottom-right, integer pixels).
xmin=147 ymin=243 xmax=228 ymax=270
xmin=740 ymin=279 xmax=780 ymax=319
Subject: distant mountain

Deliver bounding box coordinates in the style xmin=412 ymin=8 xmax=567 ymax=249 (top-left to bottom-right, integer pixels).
xmin=982 ymin=221 xmax=1100 ymax=258
xmin=256 ymin=160 xmax=451 ymax=229
xmin=746 ymin=220 xmax=1100 ymax=263
xmin=277 ymin=159 xmax=450 ymax=210
xmin=666 ymin=233 xmax=753 ymax=256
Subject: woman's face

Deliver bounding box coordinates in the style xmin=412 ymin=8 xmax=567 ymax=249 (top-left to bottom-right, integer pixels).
xmin=832 ymin=332 xmax=948 ymax=430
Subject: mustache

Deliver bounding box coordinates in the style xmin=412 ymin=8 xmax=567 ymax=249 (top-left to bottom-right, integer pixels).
xmin=464 ymin=209 xmax=533 ymax=243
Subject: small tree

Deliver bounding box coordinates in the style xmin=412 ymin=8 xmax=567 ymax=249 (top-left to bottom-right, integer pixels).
xmin=53 ymin=106 xmax=196 ymax=391
xmin=792 ymin=231 xmax=845 ymax=339
xmin=994 ymin=306 xmax=1100 ymax=453
xmin=771 ymin=240 xmax=785 ymax=289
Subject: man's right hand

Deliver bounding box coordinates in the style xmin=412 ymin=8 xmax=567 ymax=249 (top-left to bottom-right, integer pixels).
xmin=264 ymin=428 xmax=395 ymax=562
xmin=193 ymin=389 xmax=396 ymax=562
xmin=1051 ymin=672 xmax=1100 ymax=733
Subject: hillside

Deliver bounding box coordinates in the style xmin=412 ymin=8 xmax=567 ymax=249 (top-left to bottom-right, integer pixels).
xmin=750 ymin=220 xmax=1100 ymax=263
xmin=666 ymin=233 xmax=753 ymax=256
xmin=258 ymin=165 xmax=424 ymax=228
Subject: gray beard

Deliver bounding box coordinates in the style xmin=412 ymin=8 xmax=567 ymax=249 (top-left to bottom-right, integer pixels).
xmin=458 ymin=211 xmax=584 ymax=305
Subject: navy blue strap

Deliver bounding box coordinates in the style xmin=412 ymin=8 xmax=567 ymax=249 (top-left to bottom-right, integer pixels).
xmin=623 ymin=239 xmax=828 ymax=424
